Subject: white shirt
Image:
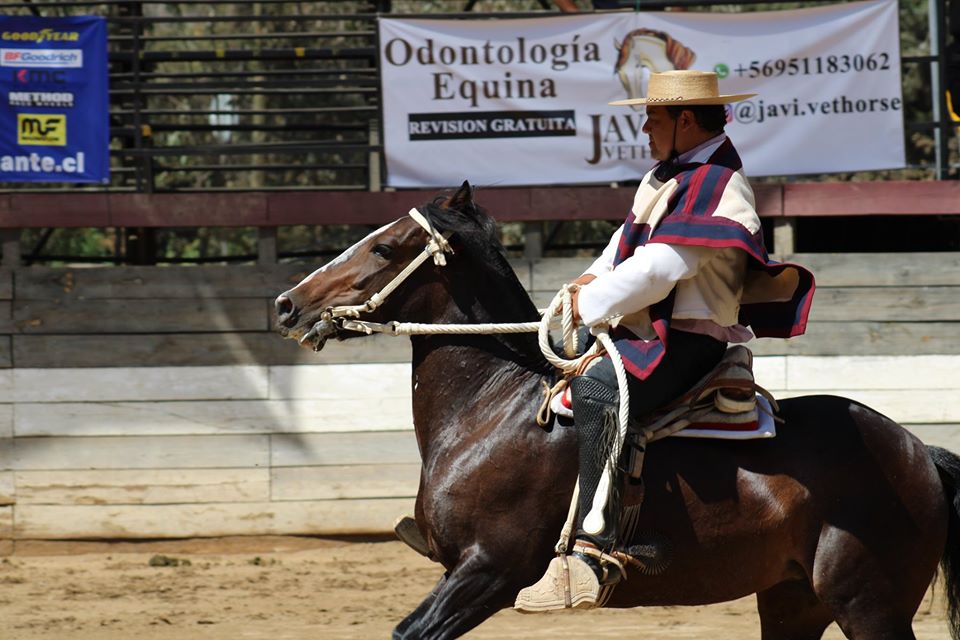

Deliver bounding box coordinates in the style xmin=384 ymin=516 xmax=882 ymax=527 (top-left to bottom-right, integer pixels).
xmin=577 ymin=133 xmax=753 ymax=343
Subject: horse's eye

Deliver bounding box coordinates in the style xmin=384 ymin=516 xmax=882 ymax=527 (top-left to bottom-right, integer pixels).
xmin=372 ymin=244 xmax=393 ymax=259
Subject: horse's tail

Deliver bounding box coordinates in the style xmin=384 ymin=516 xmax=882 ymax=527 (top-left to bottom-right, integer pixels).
xmin=928 ymin=444 xmax=960 ymax=639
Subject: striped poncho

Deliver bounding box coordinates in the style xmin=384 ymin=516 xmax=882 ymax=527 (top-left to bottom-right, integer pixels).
xmin=611 ymin=138 xmax=815 ymax=380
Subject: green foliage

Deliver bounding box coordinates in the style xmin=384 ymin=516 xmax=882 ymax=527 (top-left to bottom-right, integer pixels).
xmin=20 ymin=228 xmax=117 ymax=264
xmin=153 ymin=227 xmax=258 ymax=261
xmin=279 ymin=223 xmax=380 ymax=261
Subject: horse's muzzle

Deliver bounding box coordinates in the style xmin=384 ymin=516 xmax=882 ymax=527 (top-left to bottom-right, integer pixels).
xmin=275 ymin=293 xmax=299 ymax=329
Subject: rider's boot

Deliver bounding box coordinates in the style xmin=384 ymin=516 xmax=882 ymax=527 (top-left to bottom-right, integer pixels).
xmin=515 ymin=374 xmax=624 ymax=612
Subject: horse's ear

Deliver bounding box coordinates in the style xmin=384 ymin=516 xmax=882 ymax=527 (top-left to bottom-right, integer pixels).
xmin=445 ymin=180 xmax=475 ymax=212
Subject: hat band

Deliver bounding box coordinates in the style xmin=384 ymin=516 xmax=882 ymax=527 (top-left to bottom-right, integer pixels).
xmin=646 ymin=96 xmax=686 ymax=103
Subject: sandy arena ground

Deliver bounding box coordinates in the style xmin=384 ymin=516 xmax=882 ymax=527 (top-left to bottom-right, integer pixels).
xmin=0 ymin=536 xmax=952 ymax=639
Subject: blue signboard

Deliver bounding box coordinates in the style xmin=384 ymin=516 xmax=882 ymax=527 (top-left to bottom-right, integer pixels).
xmin=0 ymin=16 xmax=109 ymax=183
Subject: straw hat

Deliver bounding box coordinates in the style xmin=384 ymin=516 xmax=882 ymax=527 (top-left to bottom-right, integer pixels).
xmin=609 ymin=70 xmax=756 ymax=107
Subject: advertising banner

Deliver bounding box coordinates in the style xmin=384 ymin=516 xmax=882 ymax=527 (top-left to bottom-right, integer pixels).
xmin=379 ymin=0 xmax=904 ymax=187
xmin=0 ymin=15 xmax=109 ymax=183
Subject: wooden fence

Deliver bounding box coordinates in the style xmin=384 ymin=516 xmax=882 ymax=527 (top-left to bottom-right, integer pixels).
xmin=1 ymin=250 xmax=960 ymax=551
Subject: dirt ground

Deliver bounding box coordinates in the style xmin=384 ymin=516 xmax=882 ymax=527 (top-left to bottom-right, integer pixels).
xmin=0 ymin=537 xmax=951 ymax=640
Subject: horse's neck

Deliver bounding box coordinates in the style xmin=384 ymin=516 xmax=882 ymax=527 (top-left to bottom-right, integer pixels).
xmin=403 ymin=264 xmax=552 ymax=461
xmin=400 ymin=264 xmax=547 ymax=369
xmin=410 ymin=338 xmax=546 ymax=462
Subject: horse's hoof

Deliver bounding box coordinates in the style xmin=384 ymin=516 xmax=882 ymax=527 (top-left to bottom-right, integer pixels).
xmin=393 ymin=515 xmax=431 ymax=558
xmin=513 ymin=555 xmax=600 ymax=613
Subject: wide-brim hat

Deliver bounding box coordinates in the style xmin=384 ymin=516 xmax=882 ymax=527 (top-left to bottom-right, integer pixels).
xmin=609 ymin=70 xmax=756 ymax=107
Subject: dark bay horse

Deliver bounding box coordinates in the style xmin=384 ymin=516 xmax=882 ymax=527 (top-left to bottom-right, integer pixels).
xmin=275 ymin=183 xmax=960 ymax=640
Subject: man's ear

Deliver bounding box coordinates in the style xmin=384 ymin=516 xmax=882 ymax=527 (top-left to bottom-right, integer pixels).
xmin=678 ymin=109 xmax=696 ymax=131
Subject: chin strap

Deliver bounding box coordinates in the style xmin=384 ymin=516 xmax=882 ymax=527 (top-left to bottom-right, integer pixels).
xmin=653 ymin=118 xmax=681 ymax=182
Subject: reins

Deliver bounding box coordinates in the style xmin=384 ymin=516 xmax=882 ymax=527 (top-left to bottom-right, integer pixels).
xmin=311 ymin=206 xmax=632 ymax=542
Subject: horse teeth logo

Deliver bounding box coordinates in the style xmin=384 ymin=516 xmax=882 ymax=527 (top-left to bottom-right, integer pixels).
xmin=613 ymin=29 xmax=696 ymax=111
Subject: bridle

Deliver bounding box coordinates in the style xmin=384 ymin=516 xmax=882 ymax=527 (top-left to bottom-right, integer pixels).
xmin=298 ymin=208 xmax=455 ymax=347
xmin=321 ymin=208 xmax=453 ymax=326
xmin=302 ymin=206 xmax=615 ymax=368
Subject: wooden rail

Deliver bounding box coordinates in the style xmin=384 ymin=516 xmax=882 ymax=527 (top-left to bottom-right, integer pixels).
xmin=2 ymin=181 xmax=957 ymax=262
xmin=2 ymin=181 xmax=959 ymax=229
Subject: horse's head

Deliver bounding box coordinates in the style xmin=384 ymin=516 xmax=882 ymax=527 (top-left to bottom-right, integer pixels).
xmin=274 ymin=181 xmax=530 ymax=353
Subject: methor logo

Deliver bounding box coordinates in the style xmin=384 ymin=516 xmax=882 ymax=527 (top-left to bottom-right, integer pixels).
xmin=8 ymin=91 xmax=75 ymax=108
xmin=17 ymin=113 xmax=66 ymax=146
xmin=1 ymin=48 xmax=83 ymax=68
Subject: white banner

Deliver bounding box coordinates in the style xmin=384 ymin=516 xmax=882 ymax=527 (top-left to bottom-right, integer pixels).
xmin=378 ymin=0 xmax=903 ymax=187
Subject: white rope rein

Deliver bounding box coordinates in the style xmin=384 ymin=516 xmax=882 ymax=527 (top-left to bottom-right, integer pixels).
xmin=318 ymin=207 xmax=632 ymax=539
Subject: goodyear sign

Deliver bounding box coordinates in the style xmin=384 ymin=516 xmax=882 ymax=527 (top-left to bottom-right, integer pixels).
xmin=0 ymin=16 xmax=108 ymax=183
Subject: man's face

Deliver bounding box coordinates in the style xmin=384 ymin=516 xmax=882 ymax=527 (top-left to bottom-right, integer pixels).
xmin=641 ymin=105 xmax=678 ymax=162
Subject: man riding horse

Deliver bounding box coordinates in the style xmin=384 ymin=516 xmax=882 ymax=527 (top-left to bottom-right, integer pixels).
xmin=515 ymin=70 xmax=815 ymax=611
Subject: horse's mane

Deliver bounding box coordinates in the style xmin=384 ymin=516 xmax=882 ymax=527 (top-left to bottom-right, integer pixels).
xmin=421 ymin=197 xmax=552 ymax=375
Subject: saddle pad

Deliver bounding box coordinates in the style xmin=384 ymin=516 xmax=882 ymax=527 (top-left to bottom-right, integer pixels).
xmin=670 ymin=395 xmax=776 ymax=440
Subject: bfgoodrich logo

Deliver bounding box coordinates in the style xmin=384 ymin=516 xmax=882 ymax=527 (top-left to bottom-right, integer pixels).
xmin=17 ymin=113 xmax=66 ymax=146
xmin=1 ymin=48 xmax=82 ymax=68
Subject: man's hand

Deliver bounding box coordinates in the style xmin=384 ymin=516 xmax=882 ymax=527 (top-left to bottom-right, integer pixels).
xmin=570 ymin=274 xmax=596 ymax=323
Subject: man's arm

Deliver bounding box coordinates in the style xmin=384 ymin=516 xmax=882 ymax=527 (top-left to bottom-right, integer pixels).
xmin=574 ymin=243 xmax=716 ymax=324
xmin=569 ymin=224 xmax=622 ymax=319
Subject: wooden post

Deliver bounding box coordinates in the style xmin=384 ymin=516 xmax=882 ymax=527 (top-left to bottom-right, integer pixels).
xmin=1 ymin=230 xmax=20 ymax=268
xmin=524 ymin=222 xmax=543 ymax=261
xmin=258 ymin=227 xmax=278 ymax=266
xmin=368 ymin=120 xmax=382 ymax=192
xmin=773 ymin=218 xmax=796 ymax=257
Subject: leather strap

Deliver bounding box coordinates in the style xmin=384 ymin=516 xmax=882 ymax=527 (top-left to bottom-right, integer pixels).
xmin=573 ymin=541 xmax=626 ymax=577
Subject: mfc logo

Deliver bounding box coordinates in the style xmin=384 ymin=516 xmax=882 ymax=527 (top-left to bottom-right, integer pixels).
xmin=17 ymin=113 xmax=66 ymax=146
xmin=14 ymin=69 xmax=66 ymax=84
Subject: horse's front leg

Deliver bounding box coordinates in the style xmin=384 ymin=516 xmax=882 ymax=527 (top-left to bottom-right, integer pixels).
xmin=392 ymin=573 xmax=447 ymax=640
xmin=392 ymin=549 xmax=519 ymax=640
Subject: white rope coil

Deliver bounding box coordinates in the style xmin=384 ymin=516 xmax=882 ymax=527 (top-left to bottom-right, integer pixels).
xmin=582 ymin=330 xmax=631 ymax=536
xmin=537 ymin=285 xmax=604 ymax=374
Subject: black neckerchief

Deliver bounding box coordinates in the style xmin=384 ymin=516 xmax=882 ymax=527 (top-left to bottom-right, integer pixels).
xmin=653 ymin=153 xmax=681 ymax=182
